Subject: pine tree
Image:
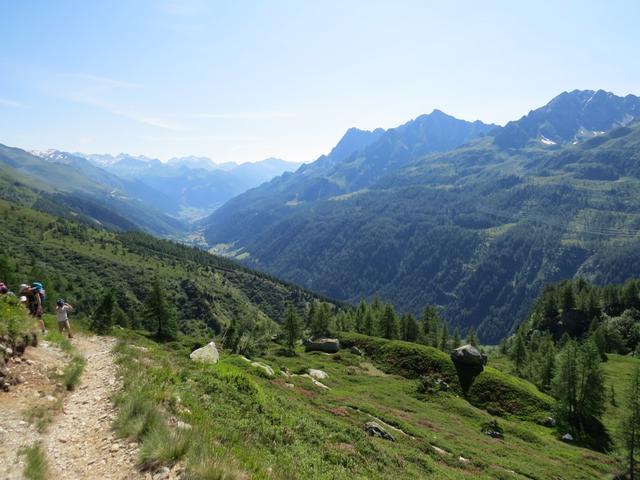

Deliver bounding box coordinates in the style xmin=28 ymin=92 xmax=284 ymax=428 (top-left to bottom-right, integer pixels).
xmin=144 ymin=278 xmax=178 ymax=341
xmin=553 ymin=340 xmax=605 ymax=439
xmin=282 ymin=305 xmax=301 ymax=355
xmin=306 ymin=301 xmax=317 ymax=328
xmin=91 ymin=289 xmax=115 ymax=335
xmin=363 ymin=309 xmax=374 ymax=336
xmin=452 ymin=327 xmax=461 ymax=348
xmin=510 ymin=330 xmax=527 ymax=374
xmin=562 ymin=283 xmax=576 ymax=312
xmin=440 ymin=322 xmax=449 ymax=351
xmin=310 ymin=302 xmax=331 ymax=338
xmin=421 ymin=305 xmax=441 ymax=347
xmin=401 ymin=313 xmax=418 ymax=342
xmin=380 ymin=303 xmax=398 ymax=339
xmin=621 ymin=366 xmax=640 ymax=480
xmin=466 ymin=327 xmax=479 ymax=347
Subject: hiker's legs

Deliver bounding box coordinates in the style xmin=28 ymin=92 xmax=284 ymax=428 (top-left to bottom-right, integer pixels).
xmin=37 ymin=317 xmax=46 ymax=335
xmin=64 ymin=320 xmax=73 ymax=339
xmin=58 ymin=321 xmax=65 ymax=333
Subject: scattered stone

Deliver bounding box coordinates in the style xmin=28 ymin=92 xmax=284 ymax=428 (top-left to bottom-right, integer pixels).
xmin=189 ymin=342 xmax=219 ymax=364
xmin=540 ymin=416 xmax=556 ymax=428
xmin=251 ymin=361 xmax=275 ymax=377
xmin=110 ymin=444 xmax=120 ymax=453
xmin=432 ymin=445 xmax=448 ymax=456
xmin=450 ymin=345 xmax=487 ymax=367
xmin=363 ymin=421 xmax=395 ymax=441
xmin=304 ymin=338 xmax=340 ymax=354
xmin=349 ymin=346 xmax=364 ymax=356
xmin=458 ymin=455 xmax=470 ymax=464
xmin=481 ymin=419 xmax=504 ymax=439
xmin=308 ymin=369 xmax=328 ymax=380
xmin=153 ymin=466 xmax=171 ymax=480
xmin=45 ymin=395 xmax=56 ymax=402
xmin=561 ymin=433 xmax=574 ymax=442
xmin=284 ymin=382 xmax=295 ymax=388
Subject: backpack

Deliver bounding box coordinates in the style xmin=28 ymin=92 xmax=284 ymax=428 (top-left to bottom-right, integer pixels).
xmin=31 ymin=282 xmax=46 ymax=300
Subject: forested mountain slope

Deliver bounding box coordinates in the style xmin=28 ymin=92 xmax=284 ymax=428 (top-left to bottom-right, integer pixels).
xmin=0 ymin=198 xmax=336 ymax=338
xmin=203 ymin=90 xmax=640 ymax=342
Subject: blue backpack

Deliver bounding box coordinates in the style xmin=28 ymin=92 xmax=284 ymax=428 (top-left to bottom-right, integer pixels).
xmin=31 ymin=282 xmax=46 ymax=300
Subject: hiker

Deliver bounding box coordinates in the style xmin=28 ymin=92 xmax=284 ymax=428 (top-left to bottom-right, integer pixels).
xmin=0 ymin=282 xmax=8 ymax=295
xmin=55 ymin=299 xmax=74 ymax=339
xmin=19 ymin=283 xmax=46 ymax=335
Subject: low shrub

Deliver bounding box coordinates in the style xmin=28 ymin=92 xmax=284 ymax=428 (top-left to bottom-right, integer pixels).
xmin=62 ymin=355 xmax=86 ymax=391
xmin=338 ymin=333 xmax=461 ymax=391
xmin=466 ymin=367 xmax=554 ymax=421
xmin=20 ymin=442 xmax=49 ymax=480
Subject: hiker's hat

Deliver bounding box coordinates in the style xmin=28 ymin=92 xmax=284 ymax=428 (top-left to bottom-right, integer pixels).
xmin=19 ymin=284 xmax=29 ymax=294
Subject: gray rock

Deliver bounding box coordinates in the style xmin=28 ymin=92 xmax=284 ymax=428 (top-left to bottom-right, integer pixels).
xmin=304 ymin=338 xmax=340 ymax=354
xmin=561 ymin=433 xmax=574 ymax=442
xmin=153 ymin=466 xmax=171 ymax=480
xmin=308 ymin=369 xmax=328 ymax=380
xmin=190 ymin=342 xmax=219 ymax=364
xmin=364 ymin=421 xmax=395 ymax=441
xmin=540 ymin=416 xmax=556 ymax=428
xmin=350 ymin=346 xmax=364 ymax=356
xmin=450 ymin=344 xmax=487 ymax=367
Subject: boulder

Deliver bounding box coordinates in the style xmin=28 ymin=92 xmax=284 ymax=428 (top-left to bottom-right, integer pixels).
xmin=350 ymin=346 xmax=364 ymax=356
xmin=364 ymin=421 xmax=395 ymax=441
xmin=189 ymin=342 xmax=219 ymax=364
xmin=450 ymin=344 xmax=487 ymax=367
xmin=308 ymin=369 xmax=328 ymax=380
xmin=561 ymin=433 xmax=574 ymax=442
xmin=304 ymin=338 xmax=340 ymax=354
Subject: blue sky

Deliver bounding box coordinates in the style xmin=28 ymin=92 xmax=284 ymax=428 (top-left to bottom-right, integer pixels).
xmin=1 ymin=1 xmax=638 ymax=163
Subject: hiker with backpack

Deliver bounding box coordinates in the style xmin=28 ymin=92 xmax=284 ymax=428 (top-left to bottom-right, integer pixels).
xmin=55 ymin=299 xmax=74 ymax=339
xmin=19 ymin=282 xmax=46 ymax=335
xmin=0 ymin=282 xmax=8 ymax=295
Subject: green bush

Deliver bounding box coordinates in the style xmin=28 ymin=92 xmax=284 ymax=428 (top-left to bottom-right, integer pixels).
xmin=338 ymin=332 xmax=461 ymax=391
xmin=0 ymin=295 xmax=30 ymax=338
xmin=466 ymin=367 xmax=554 ymax=421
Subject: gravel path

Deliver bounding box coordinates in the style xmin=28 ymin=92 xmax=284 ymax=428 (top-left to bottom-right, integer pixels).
xmin=0 ymin=335 xmax=143 ymax=480
xmin=44 ymin=335 xmax=143 ymax=480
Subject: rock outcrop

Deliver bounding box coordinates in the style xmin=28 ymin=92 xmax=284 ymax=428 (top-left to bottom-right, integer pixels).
xmin=450 ymin=344 xmax=487 ymax=367
xmin=189 ymin=342 xmax=219 ymax=364
xmin=364 ymin=421 xmax=395 ymax=441
xmin=304 ymin=338 xmax=340 ymax=354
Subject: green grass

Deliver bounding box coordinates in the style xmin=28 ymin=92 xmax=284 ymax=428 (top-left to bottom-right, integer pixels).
xmin=111 ymin=332 xmax=621 ymax=479
xmin=466 ymin=367 xmax=554 ymax=422
xmin=62 ymin=354 xmax=86 ymax=390
xmin=20 ymin=442 xmax=49 ymax=480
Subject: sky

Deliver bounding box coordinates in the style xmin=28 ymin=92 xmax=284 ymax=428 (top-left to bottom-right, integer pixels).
xmin=1 ymin=1 xmax=639 ymax=164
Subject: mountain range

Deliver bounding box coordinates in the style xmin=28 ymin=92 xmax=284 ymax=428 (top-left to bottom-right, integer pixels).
xmin=203 ymin=89 xmax=640 ymax=342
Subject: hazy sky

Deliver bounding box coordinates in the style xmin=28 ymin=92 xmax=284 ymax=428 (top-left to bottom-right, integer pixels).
xmin=1 ymin=1 xmax=638 ymax=163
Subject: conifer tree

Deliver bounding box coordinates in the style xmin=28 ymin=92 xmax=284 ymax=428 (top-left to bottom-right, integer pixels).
xmin=91 ymin=289 xmax=115 ymax=335
xmin=401 ymin=313 xmax=419 ymax=342
xmin=380 ymin=303 xmax=398 ymax=339
xmin=306 ymin=301 xmax=317 ymax=328
xmin=466 ymin=327 xmax=479 ymax=347
xmin=553 ymin=340 xmax=605 ymax=438
xmin=144 ymin=278 xmax=178 ymax=341
xmin=440 ymin=322 xmax=449 ymax=351
xmin=621 ymin=366 xmax=640 ymax=480
xmin=363 ymin=309 xmax=374 ymax=336
xmin=282 ymin=305 xmax=301 ymax=355
xmin=310 ymin=302 xmax=331 ymax=338
xmin=510 ymin=330 xmax=527 ymax=374
xmin=452 ymin=327 xmax=461 ymax=348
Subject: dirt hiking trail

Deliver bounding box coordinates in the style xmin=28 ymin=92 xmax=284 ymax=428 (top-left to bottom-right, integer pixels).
xmin=0 ymin=335 xmax=143 ymax=480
